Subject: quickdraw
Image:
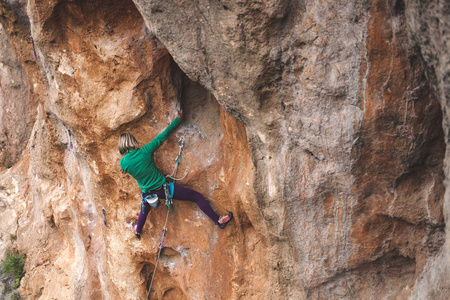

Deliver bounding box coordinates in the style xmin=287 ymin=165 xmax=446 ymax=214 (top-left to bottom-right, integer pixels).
xmin=166 ymin=136 xmax=188 ymax=181
xmin=163 ymin=182 xmax=174 ymax=208
xmin=30 ymin=35 xmax=37 ymax=60
xmin=102 ymin=207 xmax=107 ymax=227
xmin=68 ymin=129 xmax=73 ymax=149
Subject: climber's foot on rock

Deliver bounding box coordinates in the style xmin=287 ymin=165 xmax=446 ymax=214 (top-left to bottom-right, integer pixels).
xmin=217 ymin=212 xmax=233 ymax=229
xmin=132 ymin=223 xmax=141 ymax=239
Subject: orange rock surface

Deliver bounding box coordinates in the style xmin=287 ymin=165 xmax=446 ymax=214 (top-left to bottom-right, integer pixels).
xmin=0 ymin=0 xmax=448 ymax=299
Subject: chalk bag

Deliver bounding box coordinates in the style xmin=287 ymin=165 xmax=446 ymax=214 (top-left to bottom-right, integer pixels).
xmin=145 ymin=194 xmax=161 ymax=208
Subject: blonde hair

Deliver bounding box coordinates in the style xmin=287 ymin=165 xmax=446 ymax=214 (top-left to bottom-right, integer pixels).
xmin=118 ymin=133 xmax=140 ymax=155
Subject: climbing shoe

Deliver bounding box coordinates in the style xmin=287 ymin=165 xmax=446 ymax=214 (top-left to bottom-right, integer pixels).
xmin=133 ymin=224 xmax=141 ymax=239
xmin=217 ymin=212 xmax=233 ymax=229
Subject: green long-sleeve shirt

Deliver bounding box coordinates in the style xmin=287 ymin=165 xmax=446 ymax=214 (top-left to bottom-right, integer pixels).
xmin=120 ymin=117 xmax=181 ymax=193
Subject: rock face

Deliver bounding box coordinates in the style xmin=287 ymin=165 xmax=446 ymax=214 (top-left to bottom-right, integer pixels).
xmin=0 ymin=21 xmax=36 ymax=169
xmin=0 ymin=0 xmax=448 ymax=299
xmin=404 ymin=1 xmax=450 ymax=299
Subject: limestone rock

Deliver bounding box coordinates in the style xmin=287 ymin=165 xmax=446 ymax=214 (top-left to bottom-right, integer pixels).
xmin=0 ymin=22 xmax=36 ymax=169
xmin=133 ymin=0 xmax=448 ymax=298
xmin=404 ymin=1 xmax=450 ymax=299
xmin=0 ymin=0 xmax=448 ymax=299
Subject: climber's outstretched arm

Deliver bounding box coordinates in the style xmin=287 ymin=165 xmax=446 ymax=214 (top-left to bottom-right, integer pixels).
xmin=141 ymin=110 xmax=183 ymax=154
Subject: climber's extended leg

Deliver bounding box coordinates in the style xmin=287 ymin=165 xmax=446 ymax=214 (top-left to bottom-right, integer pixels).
xmin=142 ymin=183 xmax=233 ymax=229
xmin=171 ymin=183 xmax=221 ymax=223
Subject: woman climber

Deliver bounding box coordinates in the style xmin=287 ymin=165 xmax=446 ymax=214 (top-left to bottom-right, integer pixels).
xmin=119 ymin=110 xmax=233 ymax=239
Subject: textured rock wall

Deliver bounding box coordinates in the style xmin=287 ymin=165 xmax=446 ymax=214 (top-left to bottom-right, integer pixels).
xmin=1 ymin=0 xmax=259 ymax=299
xmin=0 ymin=0 xmax=448 ymax=299
xmin=133 ymin=0 xmax=447 ymax=298
xmin=404 ymin=0 xmax=450 ymax=299
xmin=0 ymin=15 xmax=36 ymax=170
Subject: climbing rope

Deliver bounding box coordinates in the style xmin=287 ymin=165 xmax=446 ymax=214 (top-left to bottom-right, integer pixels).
xmin=146 ymin=209 xmax=169 ymax=300
xmin=146 ymin=136 xmax=186 ymax=300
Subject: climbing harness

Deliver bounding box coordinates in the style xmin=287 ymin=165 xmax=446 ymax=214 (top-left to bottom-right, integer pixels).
xmin=146 ymin=136 xmax=185 ymax=300
xmin=30 ymin=35 xmax=37 ymax=60
xmin=140 ymin=181 xmax=175 ymax=214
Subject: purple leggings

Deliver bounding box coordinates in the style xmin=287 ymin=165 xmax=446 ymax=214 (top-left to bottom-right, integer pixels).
xmin=135 ymin=183 xmax=220 ymax=233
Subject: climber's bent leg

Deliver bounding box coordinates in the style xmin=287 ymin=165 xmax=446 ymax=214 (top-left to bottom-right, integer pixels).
xmin=171 ymin=183 xmax=220 ymax=223
xmin=136 ymin=201 xmax=151 ymax=234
